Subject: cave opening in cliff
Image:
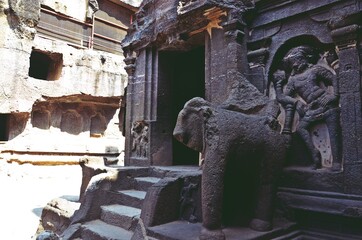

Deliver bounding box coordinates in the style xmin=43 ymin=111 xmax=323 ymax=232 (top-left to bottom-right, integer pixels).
xmin=28 ymin=49 xmax=63 ymax=80
xmin=0 ymin=114 xmax=10 ymax=141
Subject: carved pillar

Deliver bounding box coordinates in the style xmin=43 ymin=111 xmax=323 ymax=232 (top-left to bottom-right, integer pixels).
xmin=223 ymin=10 xmax=249 ymax=91
xmin=205 ymin=27 xmax=227 ymax=103
xmin=123 ymin=49 xmax=136 ymax=166
xmin=331 ymin=23 xmax=362 ymax=194
xmin=124 ymin=47 xmax=164 ymax=166
xmin=247 ymin=47 xmax=269 ymax=93
xmin=205 ymin=9 xmax=249 ymax=104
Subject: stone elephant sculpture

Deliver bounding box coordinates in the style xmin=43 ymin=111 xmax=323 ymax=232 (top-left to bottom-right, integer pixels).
xmin=173 ymin=97 xmax=289 ymax=240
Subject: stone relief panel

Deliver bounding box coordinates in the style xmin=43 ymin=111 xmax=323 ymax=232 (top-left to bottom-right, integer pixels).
xmin=90 ymin=113 xmax=107 ymax=137
xmin=270 ymin=45 xmax=342 ymax=170
xmin=31 ymin=107 xmax=51 ymax=130
xmin=31 ymin=97 xmax=119 ymax=136
xmin=179 ymin=178 xmax=199 ymax=223
xmin=60 ymin=110 xmax=83 ymax=135
xmin=131 ymin=120 xmax=149 ymax=158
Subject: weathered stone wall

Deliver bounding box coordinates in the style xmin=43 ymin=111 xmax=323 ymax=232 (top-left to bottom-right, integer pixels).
xmin=31 ymin=36 xmax=127 ymax=98
xmin=0 ymin=0 xmax=39 ymax=113
xmin=121 ymin=0 xmax=362 ymax=237
xmin=41 ymin=0 xmax=88 ymax=21
xmin=0 ymin=0 xmax=129 ymax=161
xmin=0 ymin=36 xmax=127 ymax=113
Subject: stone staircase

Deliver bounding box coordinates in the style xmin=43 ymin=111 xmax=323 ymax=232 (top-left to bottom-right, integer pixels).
xmin=74 ymin=168 xmax=163 ymax=240
xmin=59 ymin=165 xmax=202 ymax=240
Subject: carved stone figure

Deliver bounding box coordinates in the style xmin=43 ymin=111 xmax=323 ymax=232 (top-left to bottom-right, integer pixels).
xmin=272 ymin=45 xmax=341 ymax=170
xmin=179 ymin=179 xmax=198 ymax=223
xmin=131 ymin=120 xmax=149 ymax=158
xmin=173 ymin=97 xmax=289 ymax=240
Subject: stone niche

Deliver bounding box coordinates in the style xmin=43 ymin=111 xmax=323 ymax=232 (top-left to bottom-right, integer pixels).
xmin=122 ymin=0 xmax=362 ymax=238
xmin=31 ymin=94 xmax=120 ymax=137
xmin=28 ymin=49 xmax=63 ymax=81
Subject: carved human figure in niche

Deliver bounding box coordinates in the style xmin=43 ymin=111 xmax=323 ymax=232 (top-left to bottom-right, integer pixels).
xmin=272 ymin=45 xmax=341 ymax=170
xmin=131 ymin=120 xmax=148 ymax=158
xmin=179 ymin=179 xmax=198 ymax=223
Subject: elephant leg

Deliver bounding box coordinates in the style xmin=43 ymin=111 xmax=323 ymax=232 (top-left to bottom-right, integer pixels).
xmin=250 ymin=183 xmax=273 ymax=232
xmin=200 ymin=151 xmax=226 ymax=240
xmin=250 ymin=149 xmax=285 ymax=232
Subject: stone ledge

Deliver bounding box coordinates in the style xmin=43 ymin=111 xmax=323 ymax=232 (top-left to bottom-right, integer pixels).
xmin=277 ymin=187 xmax=362 ymax=218
xmin=147 ymin=219 xmax=296 ymax=240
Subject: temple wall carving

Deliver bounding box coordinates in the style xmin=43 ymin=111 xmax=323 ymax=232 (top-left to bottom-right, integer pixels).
xmin=122 ymin=0 xmax=362 ymax=237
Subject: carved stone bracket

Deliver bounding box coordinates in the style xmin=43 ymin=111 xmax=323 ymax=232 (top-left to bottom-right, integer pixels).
xmin=222 ymin=11 xmax=246 ymax=43
xmin=224 ymin=28 xmax=245 ymax=43
xmin=123 ymin=50 xmax=137 ymax=77
xmin=330 ymin=23 xmax=361 ymax=94
xmin=124 ymin=60 xmax=136 ymax=76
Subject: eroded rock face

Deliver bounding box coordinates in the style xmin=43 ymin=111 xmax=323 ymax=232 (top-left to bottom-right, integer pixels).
xmin=0 ymin=1 xmax=40 ymax=114
xmin=36 ymin=230 xmax=60 ymax=240
xmin=122 ymin=0 xmax=254 ymax=50
xmin=0 ymin=0 xmax=128 ymax=157
xmin=5 ymin=0 xmax=40 ymax=39
xmin=39 ymin=198 xmax=80 ymax=236
xmin=41 ymin=0 xmax=87 ymax=21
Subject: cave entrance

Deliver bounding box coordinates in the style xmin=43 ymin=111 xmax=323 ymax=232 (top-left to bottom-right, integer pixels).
xmin=0 ymin=114 xmax=10 ymax=141
xmin=29 ymin=49 xmax=63 ymax=80
xmin=159 ymin=46 xmax=205 ymax=166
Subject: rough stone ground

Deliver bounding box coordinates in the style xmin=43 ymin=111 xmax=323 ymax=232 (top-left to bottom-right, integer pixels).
xmin=0 ymin=160 xmax=82 ymax=240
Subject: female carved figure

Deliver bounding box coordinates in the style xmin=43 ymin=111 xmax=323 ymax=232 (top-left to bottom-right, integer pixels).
xmin=272 ymin=45 xmax=341 ymax=170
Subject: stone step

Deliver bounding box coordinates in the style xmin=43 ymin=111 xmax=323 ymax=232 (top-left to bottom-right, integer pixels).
xmin=81 ymin=220 xmax=133 ymax=240
xmin=108 ymin=189 xmax=147 ymax=209
xmin=148 ymin=167 xmax=169 ymax=178
xmin=101 ymin=204 xmax=141 ymax=231
xmin=134 ymin=177 xmax=161 ymax=191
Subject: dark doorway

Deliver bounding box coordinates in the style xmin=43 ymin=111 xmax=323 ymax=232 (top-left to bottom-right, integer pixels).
xmin=0 ymin=114 xmax=10 ymax=141
xmin=29 ymin=49 xmax=63 ymax=80
xmin=170 ymin=47 xmax=205 ymax=165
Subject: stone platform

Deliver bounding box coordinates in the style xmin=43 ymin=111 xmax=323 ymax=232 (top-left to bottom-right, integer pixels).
xmin=148 ymin=219 xmax=296 ymax=240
